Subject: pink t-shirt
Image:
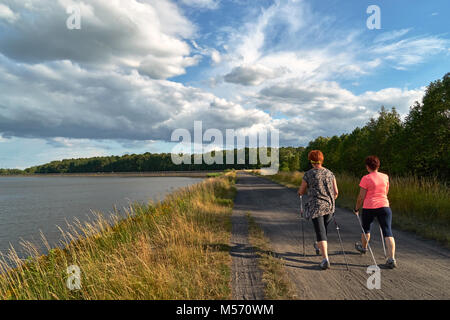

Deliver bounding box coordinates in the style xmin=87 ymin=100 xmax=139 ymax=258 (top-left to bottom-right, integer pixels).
xmin=359 ymin=172 xmax=390 ymax=209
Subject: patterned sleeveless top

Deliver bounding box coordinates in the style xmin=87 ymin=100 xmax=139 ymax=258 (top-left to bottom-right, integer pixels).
xmin=303 ymin=168 xmax=336 ymax=219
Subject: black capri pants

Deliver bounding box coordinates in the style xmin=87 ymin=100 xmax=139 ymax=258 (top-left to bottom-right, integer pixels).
xmin=361 ymin=207 xmax=394 ymax=237
xmin=312 ymin=214 xmax=334 ymax=242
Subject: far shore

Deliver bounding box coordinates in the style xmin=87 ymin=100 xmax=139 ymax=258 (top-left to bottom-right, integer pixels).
xmin=0 ymin=170 xmax=226 ymax=178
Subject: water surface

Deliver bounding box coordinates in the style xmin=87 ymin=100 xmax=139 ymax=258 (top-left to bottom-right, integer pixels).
xmin=0 ymin=176 xmax=203 ymax=256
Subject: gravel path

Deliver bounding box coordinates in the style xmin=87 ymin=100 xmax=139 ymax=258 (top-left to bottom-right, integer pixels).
xmin=231 ymin=172 xmax=450 ymax=300
xmin=230 ymin=183 xmax=265 ymax=300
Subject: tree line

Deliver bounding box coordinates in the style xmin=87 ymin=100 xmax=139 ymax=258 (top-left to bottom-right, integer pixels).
xmin=0 ymin=148 xmax=302 ymax=175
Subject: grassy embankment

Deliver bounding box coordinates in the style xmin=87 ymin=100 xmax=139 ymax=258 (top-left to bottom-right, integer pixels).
xmin=256 ymin=171 xmax=450 ymax=247
xmin=0 ymin=172 xmax=236 ymax=300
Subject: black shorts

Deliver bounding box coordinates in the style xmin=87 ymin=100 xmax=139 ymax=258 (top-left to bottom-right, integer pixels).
xmin=361 ymin=207 xmax=393 ymax=237
xmin=312 ymin=214 xmax=333 ymax=242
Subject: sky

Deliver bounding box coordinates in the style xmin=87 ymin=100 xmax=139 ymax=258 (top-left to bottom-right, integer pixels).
xmin=0 ymin=0 xmax=449 ymax=169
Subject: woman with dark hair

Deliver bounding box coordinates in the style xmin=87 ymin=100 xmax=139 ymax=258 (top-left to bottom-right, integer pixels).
xmin=298 ymin=150 xmax=338 ymax=270
xmin=353 ymin=156 xmax=397 ymax=269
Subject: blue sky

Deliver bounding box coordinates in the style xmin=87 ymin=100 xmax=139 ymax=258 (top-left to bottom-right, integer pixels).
xmin=0 ymin=0 xmax=449 ymax=168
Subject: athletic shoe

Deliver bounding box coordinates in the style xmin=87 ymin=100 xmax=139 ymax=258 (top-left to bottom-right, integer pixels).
xmin=319 ymin=258 xmax=330 ymax=270
xmin=355 ymin=242 xmax=367 ymax=254
xmin=313 ymin=242 xmax=320 ymax=255
xmin=385 ymin=258 xmax=397 ymax=269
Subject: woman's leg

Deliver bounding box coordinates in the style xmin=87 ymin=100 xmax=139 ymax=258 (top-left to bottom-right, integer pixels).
xmin=312 ymin=215 xmax=329 ymax=260
xmin=319 ymin=214 xmax=334 ymax=259
xmin=361 ymin=209 xmax=375 ymax=249
xmin=385 ymin=237 xmax=396 ymax=260
xmin=318 ymin=240 xmax=328 ymax=260
xmin=361 ymin=232 xmax=371 ymax=249
xmin=377 ymin=207 xmax=396 ymax=260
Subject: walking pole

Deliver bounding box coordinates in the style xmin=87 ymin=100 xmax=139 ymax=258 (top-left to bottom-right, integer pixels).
xmin=354 ymin=212 xmax=378 ymax=267
xmin=299 ymin=196 xmax=305 ymax=257
xmin=379 ymin=224 xmax=387 ymax=259
xmin=332 ymin=216 xmax=350 ymax=271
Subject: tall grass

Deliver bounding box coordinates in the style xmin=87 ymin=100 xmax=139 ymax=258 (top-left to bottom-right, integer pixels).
xmin=258 ymin=170 xmax=450 ymax=246
xmin=0 ymin=173 xmax=236 ymax=300
xmin=259 ymin=171 xmax=304 ymax=188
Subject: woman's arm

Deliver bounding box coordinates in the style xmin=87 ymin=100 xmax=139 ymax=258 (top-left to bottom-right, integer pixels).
xmin=354 ymin=187 xmax=367 ymax=214
xmin=333 ymin=177 xmax=339 ymax=199
xmin=298 ymin=180 xmax=307 ymax=196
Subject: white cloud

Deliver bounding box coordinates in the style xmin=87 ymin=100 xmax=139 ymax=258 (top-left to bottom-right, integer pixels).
xmin=0 ymin=54 xmax=270 ymax=142
xmin=374 ymin=29 xmax=411 ymax=43
xmin=210 ymin=49 xmax=222 ymax=64
xmin=371 ymin=35 xmax=449 ymax=68
xmin=0 ymin=0 xmax=198 ymax=79
xmin=262 ymin=82 xmax=425 ymax=145
xmin=139 ymin=54 xmax=201 ymax=80
xmin=224 ymin=64 xmax=289 ymax=86
xmin=190 ymin=41 xmax=222 ymax=65
xmin=0 ymin=4 xmax=18 ymax=23
xmin=359 ymin=87 xmax=426 ymax=116
xmin=180 ymin=0 xmax=220 ymax=9
xmin=0 ymin=0 xmax=445 ymax=152
xmin=213 ymin=1 xmax=375 ymax=91
xmin=200 ymin=0 xmax=443 ymax=146
xmin=212 ymin=0 xmax=449 ymax=93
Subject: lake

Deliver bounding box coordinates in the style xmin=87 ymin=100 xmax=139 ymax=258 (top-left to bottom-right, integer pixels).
xmin=0 ymin=176 xmax=203 ymax=257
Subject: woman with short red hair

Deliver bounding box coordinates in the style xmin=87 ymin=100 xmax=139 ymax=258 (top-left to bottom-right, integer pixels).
xmin=298 ymin=150 xmax=339 ymax=270
xmin=353 ymin=156 xmax=397 ymax=269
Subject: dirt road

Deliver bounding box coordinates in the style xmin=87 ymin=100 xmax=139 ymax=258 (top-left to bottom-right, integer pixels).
xmin=230 ymin=173 xmax=450 ymax=299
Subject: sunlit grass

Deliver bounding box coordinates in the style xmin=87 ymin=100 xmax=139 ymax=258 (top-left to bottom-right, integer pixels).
xmin=0 ymin=172 xmax=236 ymax=300
xmin=257 ymin=171 xmax=304 ymax=188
